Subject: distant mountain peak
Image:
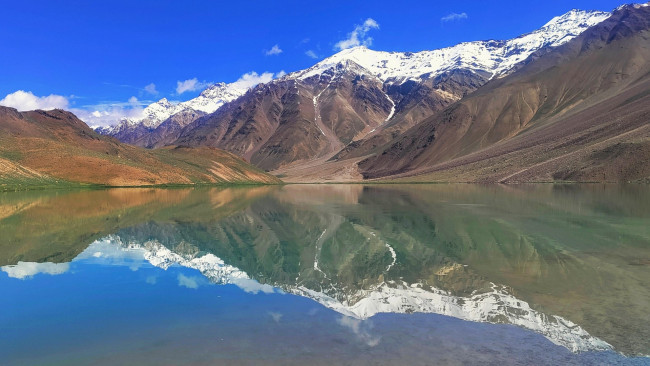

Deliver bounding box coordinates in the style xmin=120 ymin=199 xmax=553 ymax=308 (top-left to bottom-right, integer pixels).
xmin=616 ymin=2 xmax=650 ymax=11
xmin=99 ymin=80 xmax=251 ymax=135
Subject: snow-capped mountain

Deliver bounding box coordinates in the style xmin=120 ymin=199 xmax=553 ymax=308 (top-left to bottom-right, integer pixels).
xmin=167 ymin=8 xmax=616 ymax=172
xmin=98 ymin=8 xmax=610 ymax=142
xmin=99 ymin=81 xmax=251 ymax=136
xmin=292 ymin=9 xmax=611 ymax=83
xmin=138 ymin=98 xmax=182 ymax=127
xmin=185 ymin=82 xmax=250 ymax=114
xmin=96 ymin=6 xmax=628 ymax=176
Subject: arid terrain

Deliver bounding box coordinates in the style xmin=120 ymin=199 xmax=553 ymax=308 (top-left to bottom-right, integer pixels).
xmin=0 ymin=107 xmax=280 ymax=190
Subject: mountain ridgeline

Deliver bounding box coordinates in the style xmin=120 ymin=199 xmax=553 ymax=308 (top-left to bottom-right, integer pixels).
xmin=96 ymin=5 xmax=650 ymax=183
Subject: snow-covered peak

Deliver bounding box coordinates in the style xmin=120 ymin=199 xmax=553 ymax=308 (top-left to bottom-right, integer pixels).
xmin=199 ymin=82 xmax=227 ymax=98
xmin=139 ymin=98 xmax=182 ymax=127
xmin=100 ymin=80 xmax=252 ymax=134
xmin=292 ymin=9 xmax=610 ymax=83
xmin=616 ymin=2 xmax=650 ymax=11
xmin=180 ymin=81 xmax=246 ymax=114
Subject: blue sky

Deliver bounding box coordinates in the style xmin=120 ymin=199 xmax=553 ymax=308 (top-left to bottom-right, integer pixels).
xmin=0 ymin=0 xmax=625 ymax=125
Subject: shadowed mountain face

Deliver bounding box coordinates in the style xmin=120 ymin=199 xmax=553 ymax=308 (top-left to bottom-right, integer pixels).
xmin=358 ymin=5 xmax=650 ymax=182
xmin=0 ymin=107 xmax=280 ymax=189
xmin=2 ymin=185 xmax=649 ymax=355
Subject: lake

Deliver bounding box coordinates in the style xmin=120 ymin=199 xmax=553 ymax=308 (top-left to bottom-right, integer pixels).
xmin=1 ymin=184 xmax=649 ymax=365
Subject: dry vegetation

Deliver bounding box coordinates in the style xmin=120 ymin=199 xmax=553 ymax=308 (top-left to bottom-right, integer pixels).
xmin=0 ymin=107 xmax=280 ymax=190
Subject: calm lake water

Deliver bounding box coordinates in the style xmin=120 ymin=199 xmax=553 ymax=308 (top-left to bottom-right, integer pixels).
xmin=0 ymin=184 xmax=649 ymax=365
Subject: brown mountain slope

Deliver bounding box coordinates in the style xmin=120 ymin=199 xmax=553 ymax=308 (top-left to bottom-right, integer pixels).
xmin=172 ymin=60 xmax=478 ymax=172
xmin=0 ymin=107 xmax=280 ymax=189
xmin=333 ymin=69 xmax=489 ymax=162
xmin=358 ymin=4 xmax=650 ymax=182
xmin=173 ymin=62 xmax=393 ymax=171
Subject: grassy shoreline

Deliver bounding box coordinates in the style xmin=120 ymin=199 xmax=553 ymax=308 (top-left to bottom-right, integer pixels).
xmin=0 ymin=179 xmax=286 ymax=192
xmin=3 ymin=178 xmax=649 ymax=192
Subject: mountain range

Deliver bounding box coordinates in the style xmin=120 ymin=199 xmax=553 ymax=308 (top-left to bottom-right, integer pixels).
xmin=2 ymin=4 xmax=649 ymax=187
xmin=92 ymin=4 xmax=650 ymax=183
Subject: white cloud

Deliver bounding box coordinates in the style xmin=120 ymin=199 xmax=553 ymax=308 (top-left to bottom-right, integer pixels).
xmin=178 ymin=273 xmax=200 ymax=289
xmin=176 ymin=78 xmax=210 ymax=94
xmin=71 ymin=98 xmax=149 ymax=128
xmin=144 ymin=83 xmax=158 ymax=95
xmin=441 ymin=12 xmax=468 ymax=23
xmin=334 ymin=18 xmax=379 ymax=51
xmin=337 ymin=316 xmax=381 ymax=347
xmin=232 ymin=278 xmax=276 ymax=294
xmin=268 ymin=312 xmax=283 ymax=323
xmin=265 ymin=44 xmax=283 ymax=56
xmin=0 ymin=90 xmax=69 ymax=111
xmin=275 ymin=70 xmax=286 ymax=78
xmin=305 ymin=50 xmax=319 ymax=59
xmin=145 ymin=275 xmax=157 ymax=285
xmin=1 ymin=261 xmax=70 ymax=279
xmin=230 ymin=71 xmax=283 ymax=91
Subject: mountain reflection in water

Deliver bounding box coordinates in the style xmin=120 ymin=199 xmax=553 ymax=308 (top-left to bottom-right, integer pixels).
xmin=1 ymin=184 xmax=649 ymax=360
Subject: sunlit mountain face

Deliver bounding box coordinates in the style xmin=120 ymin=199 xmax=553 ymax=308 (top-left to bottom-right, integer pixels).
xmin=1 ymin=185 xmax=648 ymax=364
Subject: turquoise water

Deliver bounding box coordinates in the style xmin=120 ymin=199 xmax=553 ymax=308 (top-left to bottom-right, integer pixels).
xmin=1 ymin=184 xmax=648 ymax=365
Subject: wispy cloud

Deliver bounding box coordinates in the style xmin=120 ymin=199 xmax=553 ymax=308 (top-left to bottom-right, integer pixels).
xmin=441 ymin=12 xmax=468 ymax=23
xmin=305 ymin=50 xmax=319 ymax=59
xmin=0 ymin=90 xmax=69 ymax=111
xmin=71 ymin=96 xmax=150 ymax=127
xmin=176 ymin=78 xmax=211 ymax=94
xmin=334 ymin=18 xmax=379 ymax=51
xmin=232 ymin=278 xmax=276 ymax=294
xmin=1 ymin=261 xmax=70 ymax=279
xmin=268 ymin=312 xmax=283 ymax=323
xmin=144 ymin=83 xmax=158 ymax=95
xmin=230 ymin=71 xmax=284 ymax=90
xmin=178 ymin=273 xmax=200 ymax=289
xmin=337 ymin=316 xmax=381 ymax=347
xmin=265 ymin=44 xmax=283 ymax=56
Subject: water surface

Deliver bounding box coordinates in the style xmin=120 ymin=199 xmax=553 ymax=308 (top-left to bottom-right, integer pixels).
xmin=1 ymin=184 xmax=649 ymax=365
